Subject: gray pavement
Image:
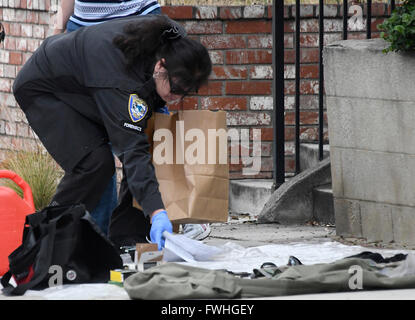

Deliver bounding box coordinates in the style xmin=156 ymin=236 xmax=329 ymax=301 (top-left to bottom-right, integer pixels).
xmin=205 ymin=220 xmax=415 ymax=300
xmin=2 ymin=220 xmax=415 ymax=300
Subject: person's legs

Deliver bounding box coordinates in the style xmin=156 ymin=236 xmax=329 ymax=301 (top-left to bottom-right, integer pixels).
xmin=51 ymin=144 xmax=115 ymax=214
xmin=15 ymin=83 xmax=115 ymax=233
xmin=109 ymin=166 xmax=151 ymax=248
xmin=88 ymin=173 xmax=117 ymax=235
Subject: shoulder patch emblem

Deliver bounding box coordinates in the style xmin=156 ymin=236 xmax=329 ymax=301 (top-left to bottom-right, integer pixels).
xmin=128 ymin=94 xmax=148 ymax=123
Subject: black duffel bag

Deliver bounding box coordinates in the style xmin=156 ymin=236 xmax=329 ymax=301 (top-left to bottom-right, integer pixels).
xmin=1 ymin=204 xmax=123 ymax=295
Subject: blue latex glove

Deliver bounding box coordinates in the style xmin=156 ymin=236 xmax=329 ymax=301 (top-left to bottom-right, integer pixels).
xmin=150 ymin=210 xmax=173 ymax=250
xmin=156 ymin=105 xmax=169 ymax=114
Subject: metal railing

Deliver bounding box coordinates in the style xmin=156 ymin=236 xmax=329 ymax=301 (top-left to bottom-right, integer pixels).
xmin=272 ymin=0 xmax=396 ymax=190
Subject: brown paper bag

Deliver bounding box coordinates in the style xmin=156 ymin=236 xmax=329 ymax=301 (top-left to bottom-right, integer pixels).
xmin=133 ymin=110 xmax=229 ymax=224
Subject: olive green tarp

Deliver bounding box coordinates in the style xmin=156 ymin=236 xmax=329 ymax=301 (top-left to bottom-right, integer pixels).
xmin=124 ymin=254 xmax=415 ymax=299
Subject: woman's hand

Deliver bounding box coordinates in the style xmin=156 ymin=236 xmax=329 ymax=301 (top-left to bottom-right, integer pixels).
xmin=150 ymin=209 xmax=172 ymax=250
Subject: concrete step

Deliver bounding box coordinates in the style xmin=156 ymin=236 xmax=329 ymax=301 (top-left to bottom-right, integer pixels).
xmin=229 ymin=144 xmax=331 ymax=222
xmin=300 ymin=143 xmax=330 ymax=171
xmin=229 ymin=179 xmax=274 ymax=219
xmin=312 ymin=183 xmax=335 ymax=225
xmin=258 ymin=157 xmax=332 ymax=224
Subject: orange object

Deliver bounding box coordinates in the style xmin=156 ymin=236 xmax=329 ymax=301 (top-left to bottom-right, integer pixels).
xmin=0 ymin=170 xmax=35 ymax=276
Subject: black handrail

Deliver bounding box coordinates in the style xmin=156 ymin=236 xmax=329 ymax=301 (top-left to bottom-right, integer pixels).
xmin=272 ymin=0 xmax=382 ymax=189
xmin=318 ymin=0 xmax=324 ymax=161
xmin=272 ymin=0 xmax=285 ymax=190
xmin=295 ymin=0 xmax=301 ymax=173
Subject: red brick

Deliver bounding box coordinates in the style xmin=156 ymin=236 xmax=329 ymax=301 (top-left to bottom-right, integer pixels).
xmin=247 ymin=34 xmax=296 ymax=50
xmin=230 ymin=171 xmax=273 ymax=180
xmin=200 ymin=35 xmax=246 ymax=49
xmin=285 ymin=111 xmax=320 ymax=125
xmin=219 ymin=7 xmax=242 ymax=20
xmin=15 ymin=9 xmax=27 ymax=22
xmin=300 ymin=19 xmax=319 ymax=33
xmin=167 ymin=97 xmax=199 ymax=111
xmin=226 ymin=81 xmax=272 ymax=95
xmin=284 ymin=21 xmax=294 ymax=33
xmin=247 ymin=35 xmax=272 ymax=49
xmin=9 ymin=52 xmax=22 ymax=65
xmin=4 ymin=38 xmax=16 ymax=50
xmin=250 ymin=127 xmax=273 ymax=141
xmin=184 ymin=21 xmax=222 ymax=35
xmin=250 ymin=65 xmax=273 ymax=80
xmin=284 ymin=127 xmax=295 ymax=141
xmin=284 ymin=48 xmax=320 ymax=63
xmin=226 ymin=50 xmax=272 ymax=64
xmin=300 ymin=65 xmax=319 ymax=79
xmin=297 ymin=126 xmax=329 ymax=143
xmin=27 ymin=39 xmax=40 ymax=52
xmin=195 ymin=6 xmax=218 ymax=19
xmin=161 ymin=6 xmax=193 ymax=19
xmin=211 ymin=66 xmax=248 ymax=80
xmin=371 ymin=32 xmax=381 ymax=39
xmin=285 ymin=157 xmax=296 ymax=173
xmin=20 ymin=0 xmax=27 ymax=9
xmin=284 ymin=80 xmax=319 ymax=95
xmin=39 ymin=12 xmax=50 ymax=25
xmin=300 ymin=34 xmax=319 ymax=47
xmin=267 ymin=5 xmax=292 ymax=19
xmin=209 ymin=51 xmax=224 ymax=64
xmin=22 ymin=52 xmax=32 ymax=64
xmin=198 ymin=81 xmax=223 ymax=95
xmin=292 ymin=5 xmax=315 ymax=18
xmin=26 ymin=11 xmax=38 ymax=23
xmin=226 ymin=21 xmax=272 ymax=34
xmin=201 ymin=97 xmax=247 ymax=111
xmin=243 ymin=5 xmax=266 ymax=19
xmin=226 ymin=111 xmax=271 ymax=126
xmin=16 ymin=38 xmax=27 ymax=51
xmin=229 ymin=162 xmax=243 ymax=172
xmin=8 ymin=23 xmax=21 ymax=37
xmin=364 ymin=3 xmax=386 ymax=17
xmin=228 ymin=143 xmax=250 ymax=159
xmin=0 ymin=79 xmax=11 ymax=92
xmin=229 ymin=141 xmax=272 ymax=158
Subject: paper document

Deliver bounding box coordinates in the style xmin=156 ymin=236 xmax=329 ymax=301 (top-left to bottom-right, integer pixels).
xmin=162 ymin=231 xmax=224 ymax=262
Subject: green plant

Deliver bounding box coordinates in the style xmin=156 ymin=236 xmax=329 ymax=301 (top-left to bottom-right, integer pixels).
xmin=0 ymin=147 xmax=63 ymax=211
xmin=379 ymin=0 xmax=415 ymax=53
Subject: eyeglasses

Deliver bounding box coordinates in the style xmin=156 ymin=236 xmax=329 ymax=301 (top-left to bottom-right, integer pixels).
xmin=168 ymin=74 xmax=191 ymax=97
xmin=153 ymin=69 xmax=192 ymax=101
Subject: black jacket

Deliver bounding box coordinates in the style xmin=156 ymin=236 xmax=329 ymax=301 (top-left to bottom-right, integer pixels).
xmin=13 ymin=15 xmax=183 ymax=216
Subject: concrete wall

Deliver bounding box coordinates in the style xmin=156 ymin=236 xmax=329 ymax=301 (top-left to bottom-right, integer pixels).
xmin=324 ymin=39 xmax=415 ymax=246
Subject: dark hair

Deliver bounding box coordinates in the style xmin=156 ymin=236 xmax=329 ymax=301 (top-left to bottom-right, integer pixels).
xmin=113 ymin=15 xmax=212 ymax=94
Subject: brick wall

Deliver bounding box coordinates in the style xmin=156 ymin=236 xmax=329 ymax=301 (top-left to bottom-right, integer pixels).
xmin=0 ymin=1 xmax=390 ymax=180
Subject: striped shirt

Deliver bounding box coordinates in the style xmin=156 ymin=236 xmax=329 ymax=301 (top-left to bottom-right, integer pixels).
xmin=69 ymin=0 xmax=161 ymax=26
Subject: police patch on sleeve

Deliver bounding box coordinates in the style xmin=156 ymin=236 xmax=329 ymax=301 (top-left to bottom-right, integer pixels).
xmin=128 ymin=94 xmax=148 ymax=123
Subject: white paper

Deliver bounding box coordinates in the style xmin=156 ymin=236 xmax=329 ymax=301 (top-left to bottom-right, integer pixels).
xmin=162 ymin=231 xmax=224 ymax=262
